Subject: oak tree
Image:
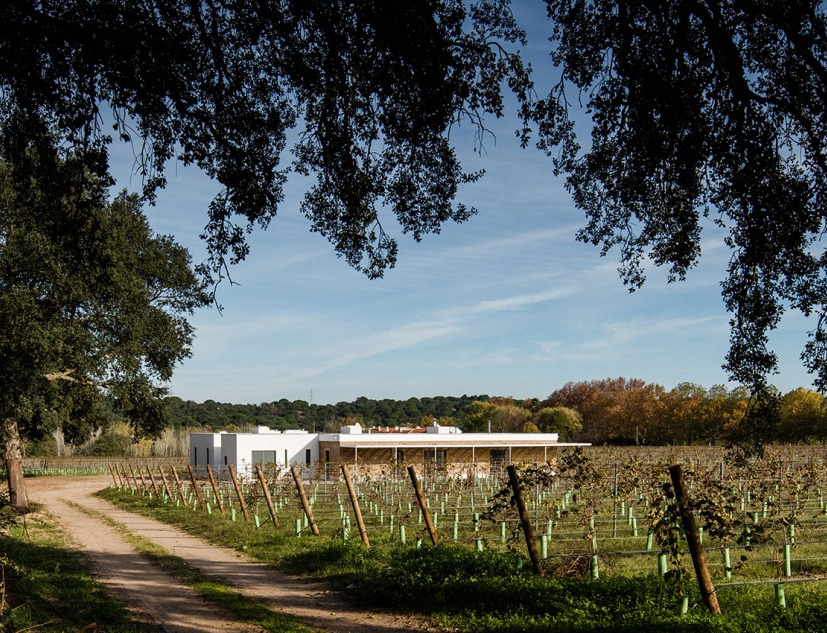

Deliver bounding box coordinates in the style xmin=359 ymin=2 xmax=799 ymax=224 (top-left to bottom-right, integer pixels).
xmin=0 ymin=0 xmax=531 ymax=282
xmin=0 ymin=134 xmax=209 ymax=509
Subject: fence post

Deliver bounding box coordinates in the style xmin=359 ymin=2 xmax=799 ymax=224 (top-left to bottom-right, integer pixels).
xmin=507 ymin=464 xmax=544 ymax=577
xmin=187 ymin=463 xmax=205 ymax=509
xmin=407 ymin=466 xmax=438 ymax=546
xmin=227 ymin=464 xmax=250 ymax=522
xmin=291 ymin=466 xmax=320 ymax=536
xmin=669 ymin=464 xmax=721 ymax=614
xmin=158 ymin=466 xmax=174 ymax=501
xmin=145 ymin=465 xmax=161 ymax=497
xmin=108 ymin=463 xmax=120 ymax=488
xmin=206 ymin=465 xmax=225 ymax=514
xmin=119 ymin=464 xmax=134 ymax=490
xmin=131 ymin=464 xmax=147 ymax=494
xmin=170 ymin=465 xmax=188 ymax=505
xmin=341 ymin=464 xmax=370 ymax=547
xmin=255 ymin=464 xmax=280 ymax=528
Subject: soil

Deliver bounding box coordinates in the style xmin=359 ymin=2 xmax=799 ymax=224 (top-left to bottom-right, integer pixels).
xmin=24 ymin=475 xmax=436 ymax=633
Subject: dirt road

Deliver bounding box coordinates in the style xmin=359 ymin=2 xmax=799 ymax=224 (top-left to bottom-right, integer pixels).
xmin=26 ymin=476 xmax=433 ymax=633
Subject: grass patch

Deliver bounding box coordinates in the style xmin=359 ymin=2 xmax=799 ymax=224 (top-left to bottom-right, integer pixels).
xmin=99 ymin=486 xmax=827 ymax=632
xmin=71 ymin=502 xmax=318 ymax=633
xmin=0 ymin=507 xmax=158 ymax=632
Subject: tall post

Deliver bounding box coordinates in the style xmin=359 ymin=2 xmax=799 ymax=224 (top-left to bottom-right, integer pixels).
xmin=132 ymin=464 xmax=150 ymax=494
xmin=187 ymin=463 xmax=205 ymax=509
xmin=227 ymin=464 xmax=250 ymax=522
xmin=255 ymin=464 xmax=280 ymax=528
xmin=507 ymin=464 xmax=544 ymax=576
xmin=669 ymin=464 xmax=721 ymax=614
xmin=145 ymin=465 xmax=161 ymax=497
xmin=108 ymin=462 xmax=120 ymax=487
xmin=291 ymin=466 xmax=320 ymax=536
xmin=170 ymin=465 xmax=188 ymax=504
xmin=341 ymin=464 xmax=370 ymax=547
xmin=158 ymin=466 xmax=174 ymax=501
xmin=407 ymin=465 xmax=438 ymax=546
xmin=119 ymin=464 xmax=133 ymax=490
xmin=206 ymin=465 xmax=225 ymax=514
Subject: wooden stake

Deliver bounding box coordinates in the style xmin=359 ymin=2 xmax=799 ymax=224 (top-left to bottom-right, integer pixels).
xmin=132 ymin=464 xmax=149 ymax=494
xmin=206 ymin=465 xmax=225 ymax=514
xmin=158 ymin=466 xmax=174 ymax=501
xmin=290 ymin=466 xmax=319 ymax=536
xmin=145 ymin=465 xmax=161 ymax=497
xmin=507 ymin=464 xmax=544 ymax=576
xmin=187 ymin=463 xmax=205 ymax=509
xmin=108 ymin=462 xmax=119 ymax=487
xmin=170 ymin=464 xmax=188 ymax=504
xmin=341 ymin=464 xmax=370 ymax=547
xmin=407 ymin=465 xmax=438 ymax=546
xmin=227 ymin=464 xmax=250 ymax=522
xmin=255 ymin=464 xmax=279 ymax=528
xmin=669 ymin=464 xmax=721 ymax=614
xmin=116 ymin=464 xmax=132 ymax=488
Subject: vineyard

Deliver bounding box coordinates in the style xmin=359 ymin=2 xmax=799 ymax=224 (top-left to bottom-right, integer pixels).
xmin=104 ymin=445 xmax=827 ymax=626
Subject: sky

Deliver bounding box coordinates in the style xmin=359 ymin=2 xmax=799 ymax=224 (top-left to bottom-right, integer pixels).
xmin=108 ymin=4 xmax=816 ymax=406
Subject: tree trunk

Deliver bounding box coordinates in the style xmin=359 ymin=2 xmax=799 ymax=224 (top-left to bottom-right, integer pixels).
xmin=4 ymin=417 xmax=28 ymax=511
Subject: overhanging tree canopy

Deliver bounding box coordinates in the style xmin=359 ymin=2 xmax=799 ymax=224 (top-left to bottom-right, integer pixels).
xmin=0 ymin=0 xmax=531 ymax=280
xmin=2 ymin=1 xmax=827 ymax=413
xmin=533 ymin=0 xmax=827 ymax=395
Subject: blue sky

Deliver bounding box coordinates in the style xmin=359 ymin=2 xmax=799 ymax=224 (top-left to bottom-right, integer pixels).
xmin=109 ymin=5 xmax=816 ymax=405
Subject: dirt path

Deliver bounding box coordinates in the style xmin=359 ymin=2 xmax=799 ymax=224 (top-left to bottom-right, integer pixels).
xmin=26 ymin=476 xmax=434 ymax=633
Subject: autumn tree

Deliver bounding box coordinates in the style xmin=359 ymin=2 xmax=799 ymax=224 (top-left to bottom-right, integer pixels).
xmin=659 ymin=383 xmax=709 ymax=445
xmin=778 ymin=387 xmax=826 ymax=443
xmin=460 ymin=400 xmax=532 ymax=432
xmin=534 ymin=406 xmax=582 ymax=440
xmin=0 ymin=137 xmax=209 ymax=510
xmin=544 ymin=377 xmax=662 ymax=444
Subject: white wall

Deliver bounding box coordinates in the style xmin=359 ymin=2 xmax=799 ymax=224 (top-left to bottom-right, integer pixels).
xmin=189 ymin=432 xmax=320 ymax=479
xmin=209 ymin=431 xmax=320 ymax=479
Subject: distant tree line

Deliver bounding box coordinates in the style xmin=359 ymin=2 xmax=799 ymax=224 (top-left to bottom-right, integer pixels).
xmin=165 ymin=380 xmax=827 ymax=445
xmin=543 ymin=378 xmax=827 ymax=446
xmin=27 ymin=380 xmax=827 ymax=458
xmin=163 ymin=394 xmax=489 ymax=432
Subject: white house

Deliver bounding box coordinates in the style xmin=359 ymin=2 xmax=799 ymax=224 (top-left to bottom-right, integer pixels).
xmin=190 ymin=423 xmax=588 ymax=479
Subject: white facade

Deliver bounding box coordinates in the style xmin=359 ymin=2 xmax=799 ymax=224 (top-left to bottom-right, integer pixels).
xmin=191 ymin=426 xmax=317 ymax=478
xmin=190 ymin=423 xmax=586 ymax=480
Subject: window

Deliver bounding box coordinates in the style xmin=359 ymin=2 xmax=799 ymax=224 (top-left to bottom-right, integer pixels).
xmin=325 ymin=450 xmax=330 ymax=463
xmin=224 ymin=456 xmax=228 ymax=465
xmin=193 ymin=447 xmax=198 ymax=465
xmin=490 ymin=449 xmax=507 ymax=466
xmin=305 ymin=449 xmax=312 ymax=466
xmin=424 ymin=449 xmax=447 ymax=473
xmin=206 ymin=448 xmax=210 ymax=464
xmin=424 ymin=449 xmax=447 ymax=462
xmin=251 ymin=451 xmax=276 ymax=466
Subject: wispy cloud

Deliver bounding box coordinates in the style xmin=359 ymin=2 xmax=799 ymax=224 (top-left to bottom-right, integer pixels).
xmin=265 ymin=317 xmax=464 ymax=385
xmin=536 ymin=315 xmax=723 ymax=362
xmin=467 ymin=286 xmax=576 ymax=313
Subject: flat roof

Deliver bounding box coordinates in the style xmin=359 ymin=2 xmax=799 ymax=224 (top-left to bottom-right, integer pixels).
xmin=319 ymin=432 xmax=588 ymax=449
